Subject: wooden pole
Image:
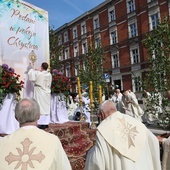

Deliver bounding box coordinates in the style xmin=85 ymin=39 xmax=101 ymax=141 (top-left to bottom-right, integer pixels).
xmin=98 ymin=85 xmax=102 ymax=104
xmin=76 ymin=77 xmax=82 ymax=103
xmin=89 ymin=81 xmax=93 ymax=107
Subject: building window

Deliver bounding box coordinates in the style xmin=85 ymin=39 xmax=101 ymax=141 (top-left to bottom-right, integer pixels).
xmin=133 ymin=75 xmax=141 ymax=92
xmin=129 ymin=22 xmax=137 ymax=38
xmin=64 ymin=48 xmax=69 ymax=59
xmin=65 ymin=66 xmax=71 ymax=77
xmin=73 ymin=28 xmax=77 ymax=39
xmin=74 ymin=44 xmax=78 ymax=57
xmin=81 ymin=24 xmax=86 ymax=35
xmin=110 ymin=30 xmax=117 ymax=44
xmin=131 ymin=48 xmax=139 ymax=64
xmin=94 ymin=18 xmax=99 ymax=29
xmin=83 ymin=61 xmax=87 ymax=71
xmin=59 ymin=51 xmax=63 ymax=61
xmin=59 ymin=55 xmax=63 ymax=61
xmin=152 ymin=42 xmax=161 ymax=59
xmin=127 ymin=0 xmax=135 ymax=13
xmin=82 ymin=42 xmax=87 ymax=54
xmin=111 ymin=53 xmax=119 ymax=68
xmin=64 ymin=32 xmax=68 ymax=42
xmin=108 ymin=9 xmax=115 ymax=22
xmin=58 ymin=35 xmax=62 ymax=45
xmin=95 ymin=37 xmax=100 ymax=47
xmin=74 ymin=62 xmax=80 ymax=76
xmin=150 ymin=13 xmax=159 ymax=30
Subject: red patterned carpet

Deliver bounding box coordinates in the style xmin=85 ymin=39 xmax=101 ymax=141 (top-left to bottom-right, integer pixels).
xmin=46 ymin=121 xmax=97 ymax=170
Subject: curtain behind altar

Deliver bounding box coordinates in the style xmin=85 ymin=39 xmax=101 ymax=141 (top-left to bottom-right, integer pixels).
xmin=0 ymin=94 xmax=19 ymax=134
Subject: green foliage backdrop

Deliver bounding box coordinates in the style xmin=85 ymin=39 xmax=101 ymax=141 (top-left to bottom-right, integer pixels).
xmin=142 ymin=17 xmax=170 ymax=128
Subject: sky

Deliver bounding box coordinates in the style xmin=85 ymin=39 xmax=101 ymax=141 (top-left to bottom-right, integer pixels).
xmin=24 ymin=0 xmax=105 ymax=29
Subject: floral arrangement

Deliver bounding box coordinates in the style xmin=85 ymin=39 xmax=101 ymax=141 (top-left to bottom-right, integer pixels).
xmin=0 ymin=64 xmax=24 ymax=106
xmin=51 ymin=69 xmax=71 ymax=96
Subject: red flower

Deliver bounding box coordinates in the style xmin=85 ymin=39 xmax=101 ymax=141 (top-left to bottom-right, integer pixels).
xmin=51 ymin=69 xmax=71 ymax=96
xmin=0 ymin=64 xmax=25 ymax=98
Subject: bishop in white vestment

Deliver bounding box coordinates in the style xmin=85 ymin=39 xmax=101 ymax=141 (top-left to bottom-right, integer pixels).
xmin=85 ymin=100 xmax=161 ymax=170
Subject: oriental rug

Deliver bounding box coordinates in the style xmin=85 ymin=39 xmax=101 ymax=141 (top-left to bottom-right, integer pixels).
xmin=45 ymin=121 xmax=97 ymax=170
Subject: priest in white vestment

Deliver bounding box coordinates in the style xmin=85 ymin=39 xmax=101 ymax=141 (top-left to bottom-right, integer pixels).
xmin=76 ymin=87 xmax=91 ymax=122
xmin=112 ymin=88 xmax=124 ymax=113
xmin=85 ymin=100 xmax=161 ymax=170
xmin=28 ymin=62 xmax=52 ymax=127
xmin=121 ymin=89 xmax=144 ymax=121
xmin=0 ymin=98 xmax=71 ymax=170
xmin=157 ymin=134 xmax=170 ymax=170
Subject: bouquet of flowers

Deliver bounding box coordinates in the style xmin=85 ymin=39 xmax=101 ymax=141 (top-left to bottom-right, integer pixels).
xmin=51 ymin=69 xmax=71 ymax=96
xmin=0 ymin=64 xmax=24 ymax=106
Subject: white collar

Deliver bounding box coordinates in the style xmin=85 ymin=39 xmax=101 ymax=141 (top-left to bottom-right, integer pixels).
xmin=21 ymin=125 xmax=37 ymax=129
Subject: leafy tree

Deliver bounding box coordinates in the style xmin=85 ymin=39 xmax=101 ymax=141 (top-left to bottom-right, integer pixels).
xmin=49 ymin=26 xmax=63 ymax=70
xmin=78 ymin=45 xmax=106 ymax=106
xmin=142 ymin=17 xmax=170 ymax=128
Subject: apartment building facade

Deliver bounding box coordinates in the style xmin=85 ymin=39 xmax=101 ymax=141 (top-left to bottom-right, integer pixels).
xmin=54 ymin=0 xmax=170 ymax=94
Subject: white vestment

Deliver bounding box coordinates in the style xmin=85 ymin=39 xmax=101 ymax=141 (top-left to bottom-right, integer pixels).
xmin=112 ymin=93 xmax=124 ymax=113
xmin=0 ymin=126 xmax=72 ymax=170
xmin=122 ymin=92 xmax=144 ymax=121
xmin=85 ymin=111 xmax=161 ymax=170
xmin=67 ymin=96 xmax=79 ymax=120
xmin=76 ymin=92 xmax=91 ymax=122
xmin=28 ymin=69 xmax=52 ymax=116
xmin=162 ymin=137 xmax=170 ymax=170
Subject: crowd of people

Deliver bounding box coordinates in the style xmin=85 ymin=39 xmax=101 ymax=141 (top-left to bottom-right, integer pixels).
xmin=25 ymin=62 xmax=145 ymax=127
xmin=0 ymin=62 xmax=169 ymax=169
xmin=0 ymin=97 xmax=163 ymax=170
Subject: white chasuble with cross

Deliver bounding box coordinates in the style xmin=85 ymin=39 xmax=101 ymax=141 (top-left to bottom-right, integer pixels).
xmin=85 ymin=111 xmax=161 ymax=170
xmin=0 ymin=127 xmax=72 ymax=170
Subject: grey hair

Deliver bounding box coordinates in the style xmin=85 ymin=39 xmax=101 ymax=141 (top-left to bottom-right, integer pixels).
xmin=99 ymin=100 xmax=117 ymax=115
xmin=15 ymin=98 xmax=40 ymax=124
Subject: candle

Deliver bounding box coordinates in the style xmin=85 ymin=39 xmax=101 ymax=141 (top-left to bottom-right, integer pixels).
xmin=76 ymin=77 xmax=82 ymax=103
xmin=98 ymin=85 xmax=102 ymax=104
xmin=89 ymin=81 xmax=93 ymax=107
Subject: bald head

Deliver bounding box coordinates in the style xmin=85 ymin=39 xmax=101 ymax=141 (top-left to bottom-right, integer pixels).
xmin=99 ymin=100 xmax=117 ymax=120
xmin=115 ymin=88 xmax=120 ymax=94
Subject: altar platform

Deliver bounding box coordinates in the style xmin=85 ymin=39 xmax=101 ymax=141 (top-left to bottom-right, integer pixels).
xmin=45 ymin=121 xmax=96 ymax=170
